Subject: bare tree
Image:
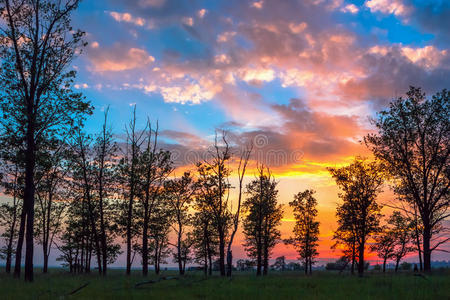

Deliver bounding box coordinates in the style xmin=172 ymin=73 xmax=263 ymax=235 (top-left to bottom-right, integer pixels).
xmin=226 ymin=144 xmax=252 ymax=277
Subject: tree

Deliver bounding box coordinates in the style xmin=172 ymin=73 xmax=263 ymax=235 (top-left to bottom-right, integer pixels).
xmin=242 ymin=166 xmax=283 ymax=276
xmin=0 ymin=149 xmax=22 ymax=274
xmin=287 ymin=189 xmax=320 ymax=275
xmin=34 ymin=140 xmax=68 ymax=273
xmin=69 ymin=127 xmax=102 ymax=274
xmin=226 ymin=144 xmax=252 ymax=277
xmin=139 ymin=120 xmax=173 ymax=276
xmin=165 ymin=172 xmax=196 ymax=275
xmin=271 ymin=256 xmax=286 ymax=271
xmin=365 ymin=87 xmax=449 ymax=272
xmin=0 ymin=0 xmax=92 ymax=281
xmin=236 ymin=259 xmax=255 ymax=271
xmin=387 ymin=211 xmax=414 ymax=272
xmin=195 ymin=132 xmax=232 ymax=276
xmin=93 ymin=107 xmax=118 ymax=276
xmin=118 ymin=107 xmax=146 ymax=275
xmin=371 ymin=225 xmax=396 ymax=273
xmin=148 ymin=194 xmax=172 ymax=275
xmin=328 ymin=158 xmax=384 ymax=277
xmin=191 ymin=208 xmax=218 ymax=276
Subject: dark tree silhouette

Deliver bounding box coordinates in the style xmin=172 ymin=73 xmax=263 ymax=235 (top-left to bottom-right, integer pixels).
xmin=34 ymin=140 xmax=68 ymax=273
xmin=0 ymin=148 xmax=22 ymax=274
xmin=242 ymin=166 xmax=283 ymax=276
xmin=0 ymin=0 xmax=92 ymax=281
xmin=365 ymin=87 xmax=449 ymax=272
xmin=118 ymin=107 xmax=146 ymax=275
xmin=195 ymin=132 xmax=232 ymax=276
xmin=165 ymin=172 xmax=196 ymax=275
xmin=371 ymin=225 xmax=396 ymax=272
xmin=286 ymin=189 xmax=320 ymax=275
xmin=328 ymin=158 xmax=384 ymax=277
xmin=388 ymin=211 xmax=415 ymax=272
xmin=226 ymin=144 xmax=252 ymax=277
xmin=139 ymin=120 xmax=173 ymax=276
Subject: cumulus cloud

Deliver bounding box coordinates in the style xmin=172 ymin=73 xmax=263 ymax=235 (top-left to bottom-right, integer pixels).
xmin=365 ymin=0 xmax=411 ymax=17
xmin=88 ymin=45 xmax=155 ymax=72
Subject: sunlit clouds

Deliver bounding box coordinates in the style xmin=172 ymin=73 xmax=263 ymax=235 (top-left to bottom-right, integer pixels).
xmin=71 ymin=0 xmax=450 ymax=262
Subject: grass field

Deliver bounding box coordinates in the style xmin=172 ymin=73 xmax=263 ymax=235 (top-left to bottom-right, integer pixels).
xmin=1 ymin=269 xmax=449 ymax=299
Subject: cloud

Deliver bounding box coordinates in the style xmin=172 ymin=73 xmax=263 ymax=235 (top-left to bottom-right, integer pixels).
xmin=109 ymin=11 xmax=146 ymax=27
xmin=341 ymin=4 xmax=359 ymax=14
xmin=88 ymin=45 xmax=155 ymax=72
xmin=365 ymin=0 xmax=411 ymax=17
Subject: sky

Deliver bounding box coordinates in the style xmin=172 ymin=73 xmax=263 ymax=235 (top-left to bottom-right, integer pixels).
xmin=13 ymin=0 xmax=450 ymax=267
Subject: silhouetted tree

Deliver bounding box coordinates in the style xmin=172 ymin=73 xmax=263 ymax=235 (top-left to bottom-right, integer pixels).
xmin=34 ymin=140 xmax=68 ymax=273
xmin=328 ymin=158 xmax=384 ymax=277
xmin=226 ymin=144 xmax=252 ymax=277
xmin=0 ymin=149 xmax=22 ymax=274
xmin=191 ymin=209 xmax=218 ymax=276
xmin=93 ymin=107 xmax=118 ymax=276
xmin=118 ymin=107 xmax=146 ymax=275
xmin=195 ymin=132 xmax=232 ymax=276
xmin=271 ymin=256 xmax=286 ymax=271
xmin=242 ymin=166 xmax=282 ymax=276
xmin=69 ymin=127 xmax=102 ymax=274
xmin=365 ymin=87 xmax=449 ymax=272
xmin=371 ymin=225 xmax=395 ymax=273
xmin=387 ymin=211 xmax=414 ymax=272
xmin=165 ymin=172 xmax=196 ymax=275
xmin=286 ymin=189 xmax=320 ymax=275
xmin=0 ymin=0 xmax=92 ymax=281
xmin=139 ymin=120 xmax=173 ymax=276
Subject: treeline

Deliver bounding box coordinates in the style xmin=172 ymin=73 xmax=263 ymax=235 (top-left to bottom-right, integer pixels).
xmin=0 ymin=0 xmax=448 ymax=282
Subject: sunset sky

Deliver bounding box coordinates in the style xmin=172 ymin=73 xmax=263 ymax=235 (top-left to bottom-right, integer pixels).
xmin=53 ymin=0 xmax=450 ymax=266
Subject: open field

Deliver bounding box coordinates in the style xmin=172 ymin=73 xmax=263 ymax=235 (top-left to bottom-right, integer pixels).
xmin=1 ymin=269 xmax=449 ymax=300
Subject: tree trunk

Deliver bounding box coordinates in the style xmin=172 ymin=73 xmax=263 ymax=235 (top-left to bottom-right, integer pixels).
xmin=219 ymin=229 xmax=225 ymax=276
xmin=142 ymin=203 xmax=149 ymax=276
xmin=43 ymin=254 xmax=49 ymax=273
xmin=226 ymin=250 xmax=232 ymax=277
xmin=395 ymin=258 xmax=400 ymax=272
xmin=357 ymin=242 xmax=364 ymax=277
xmin=422 ymin=226 xmax=431 ymax=272
xmin=383 ymin=258 xmax=387 ymax=273
xmin=263 ymin=237 xmax=268 ymax=276
xmin=99 ymin=186 xmax=107 ymax=276
xmin=24 ymin=121 xmax=36 ymax=282
xmin=126 ymin=191 xmax=133 ymax=275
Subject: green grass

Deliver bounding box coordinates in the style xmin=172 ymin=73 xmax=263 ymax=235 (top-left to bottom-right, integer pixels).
xmin=1 ymin=268 xmax=449 ymax=299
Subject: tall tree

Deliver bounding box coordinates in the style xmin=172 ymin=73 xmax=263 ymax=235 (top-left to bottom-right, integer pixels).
xmin=242 ymin=166 xmax=282 ymax=276
xmin=93 ymin=107 xmax=118 ymax=276
xmin=191 ymin=204 xmax=218 ymax=276
xmin=34 ymin=140 xmax=68 ymax=273
xmin=69 ymin=127 xmax=102 ymax=274
xmin=118 ymin=107 xmax=146 ymax=275
xmin=226 ymin=144 xmax=252 ymax=277
xmin=165 ymin=172 xmax=196 ymax=275
xmin=328 ymin=158 xmax=384 ymax=277
xmin=196 ymin=132 xmax=232 ymax=276
xmin=0 ymin=0 xmax=92 ymax=281
xmin=286 ymin=189 xmax=320 ymax=275
xmin=139 ymin=120 xmax=173 ymax=276
xmin=365 ymin=87 xmax=449 ymax=272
